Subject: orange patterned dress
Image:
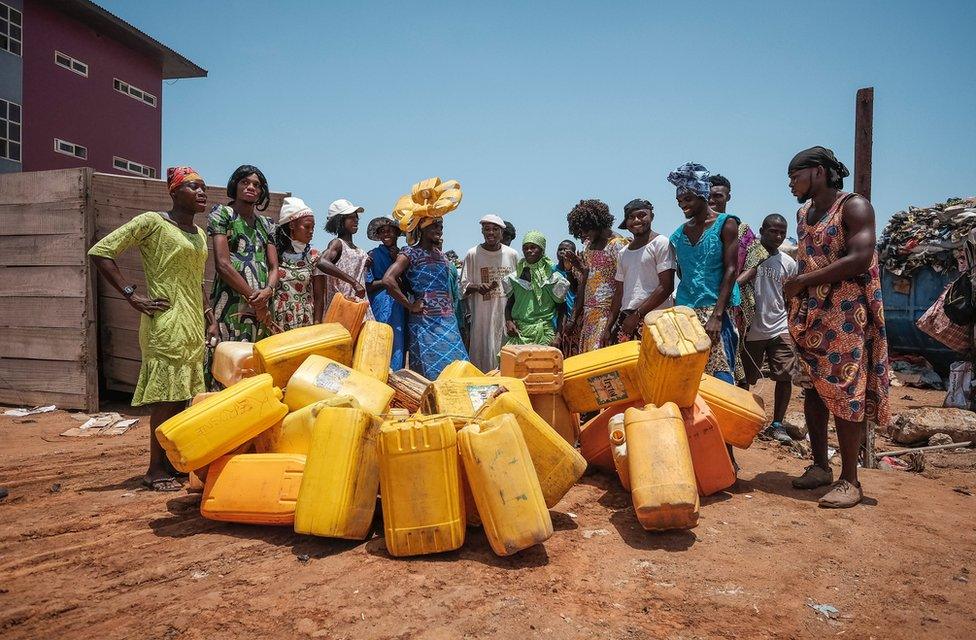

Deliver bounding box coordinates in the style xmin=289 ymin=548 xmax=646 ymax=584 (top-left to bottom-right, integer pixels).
xmin=788 ymin=192 xmax=890 ymax=426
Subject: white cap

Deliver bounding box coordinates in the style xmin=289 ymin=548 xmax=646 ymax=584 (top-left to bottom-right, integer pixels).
xmin=278 ymin=197 xmax=313 ymax=226
xmin=480 ymin=213 xmax=505 ymax=228
xmin=328 ymin=198 xmax=364 ymax=219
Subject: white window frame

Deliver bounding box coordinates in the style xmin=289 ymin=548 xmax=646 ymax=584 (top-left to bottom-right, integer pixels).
xmin=55 ymin=50 xmax=88 ymax=77
xmin=54 ymin=138 xmax=87 ymax=160
xmin=0 ymin=97 xmax=22 ymax=163
xmin=113 ymin=78 xmax=157 ymax=108
xmin=113 ymin=155 xmax=157 ymax=178
xmin=0 ymin=1 xmax=23 ymax=58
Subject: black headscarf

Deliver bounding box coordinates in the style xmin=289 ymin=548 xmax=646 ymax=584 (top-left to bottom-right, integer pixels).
xmin=788 ymin=146 xmax=850 ymax=189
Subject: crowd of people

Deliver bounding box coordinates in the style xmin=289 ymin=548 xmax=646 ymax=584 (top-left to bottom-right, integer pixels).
xmin=89 ymin=146 xmax=890 ymax=509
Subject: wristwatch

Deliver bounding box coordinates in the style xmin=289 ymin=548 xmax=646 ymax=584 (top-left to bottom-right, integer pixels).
xmin=122 ymin=284 xmax=136 ymax=298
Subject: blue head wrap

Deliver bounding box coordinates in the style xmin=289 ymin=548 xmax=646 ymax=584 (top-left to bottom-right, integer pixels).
xmin=667 ymin=162 xmax=711 ymax=200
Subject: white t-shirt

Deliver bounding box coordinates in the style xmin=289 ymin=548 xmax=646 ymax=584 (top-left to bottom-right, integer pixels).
xmin=614 ymin=234 xmax=676 ymax=311
xmin=748 ymin=252 xmax=798 ymax=340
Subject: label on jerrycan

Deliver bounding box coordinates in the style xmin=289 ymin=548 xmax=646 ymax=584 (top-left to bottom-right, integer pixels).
xmin=588 ymin=371 xmax=627 ymax=406
xmin=314 ymin=363 xmax=351 ymax=392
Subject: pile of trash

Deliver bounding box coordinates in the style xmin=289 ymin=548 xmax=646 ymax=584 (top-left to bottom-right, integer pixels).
xmin=878 ymin=197 xmax=976 ymax=276
xmin=162 ymin=297 xmax=766 ymax=558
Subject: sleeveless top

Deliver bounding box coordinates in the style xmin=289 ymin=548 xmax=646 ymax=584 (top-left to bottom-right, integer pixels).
xmin=670 ymin=213 xmax=742 ymax=309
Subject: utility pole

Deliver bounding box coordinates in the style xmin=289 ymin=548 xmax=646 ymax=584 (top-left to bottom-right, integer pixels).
xmin=855 ymin=86 xmax=877 ymax=469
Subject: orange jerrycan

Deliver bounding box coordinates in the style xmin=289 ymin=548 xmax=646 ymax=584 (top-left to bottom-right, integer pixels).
xmin=436 ymin=360 xmax=484 ymax=381
xmin=578 ymin=399 xmax=644 ymax=471
xmin=253 ymin=323 xmax=352 ymax=388
xmin=428 ymin=376 xmax=531 ymax=418
xmin=530 ymin=392 xmax=579 ymax=446
xmin=609 ymin=421 xmax=630 ymax=491
xmin=212 ymin=341 xmax=257 ymax=388
xmin=254 ymin=395 xmax=359 ymax=455
xmin=388 ymin=368 xmax=432 ymax=412
xmin=352 ymin=320 xmax=393 ymax=383
xmin=294 ymin=406 xmax=380 ymax=540
xmin=698 ymin=374 xmax=766 ymax=448
xmin=499 ymin=345 xmax=564 ymax=394
xmin=156 ymin=374 xmax=289 ymax=473
xmin=625 ymin=403 xmax=699 ymax=531
xmin=378 ymin=415 xmax=465 ymax=556
xmin=324 ymin=293 xmax=369 ymax=342
xmin=458 ymin=414 xmax=553 ymax=556
xmin=637 ymin=306 xmax=710 ymax=408
xmin=480 ymin=392 xmax=586 ymax=508
xmin=681 ymin=396 xmax=736 ymax=496
xmin=201 ymin=453 xmax=305 ymax=525
xmin=561 ymin=341 xmax=643 ymax=413
xmin=284 ymin=354 xmax=394 ymax=414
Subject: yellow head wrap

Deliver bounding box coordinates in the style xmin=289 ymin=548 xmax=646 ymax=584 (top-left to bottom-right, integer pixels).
xmin=392 ymin=177 xmax=462 ymax=245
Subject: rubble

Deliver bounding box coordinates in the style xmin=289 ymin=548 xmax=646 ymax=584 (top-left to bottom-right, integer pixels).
xmin=888 ymin=408 xmax=976 ymax=445
xmin=878 ymin=197 xmax=976 ymax=276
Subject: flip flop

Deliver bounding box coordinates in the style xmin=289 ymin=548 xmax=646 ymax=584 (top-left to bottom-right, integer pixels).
xmin=142 ymin=477 xmax=182 ymax=492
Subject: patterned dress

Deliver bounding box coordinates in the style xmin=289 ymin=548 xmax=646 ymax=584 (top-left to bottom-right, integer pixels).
xmin=273 ymin=247 xmax=323 ymax=331
xmin=88 ymin=212 xmax=207 ymax=405
xmin=324 ymin=238 xmax=374 ymax=320
xmin=788 ymin=192 xmax=890 ymax=426
xmin=365 ymin=245 xmax=407 ymax=369
xmin=402 ymin=246 xmax=468 ymax=379
xmin=579 ymin=236 xmax=629 ymax=352
xmin=206 ymin=204 xmax=275 ymax=388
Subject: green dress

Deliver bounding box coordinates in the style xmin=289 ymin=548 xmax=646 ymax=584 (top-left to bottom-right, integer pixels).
xmin=88 ymin=212 xmax=208 ymax=405
xmin=501 ymin=258 xmax=570 ymax=346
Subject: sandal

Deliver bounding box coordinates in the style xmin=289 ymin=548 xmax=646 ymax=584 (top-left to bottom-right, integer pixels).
xmin=142 ymin=477 xmax=183 ymax=492
xmin=818 ymin=479 xmax=863 ymax=509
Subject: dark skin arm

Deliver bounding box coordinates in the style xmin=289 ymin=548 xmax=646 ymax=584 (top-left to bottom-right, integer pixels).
xmin=382 ymin=253 xmax=423 ymax=314
xmin=92 ymin=256 xmax=170 ymax=316
xmin=705 ymin=217 xmax=741 ymax=344
xmin=203 ymin=283 xmax=217 ymax=343
xmin=784 ymin=196 xmax=877 ymax=298
xmin=604 ymin=280 xmax=623 ymax=346
xmin=316 ymin=238 xmax=367 ymax=298
xmin=620 ymin=269 xmax=676 ymax=337
xmin=737 ymin=266 xmax=758 ymax=286
xmin=312 ymin=274 xmax=325 ymax=324
xmin=212 ymin=234 xmax=257 ymax=300
xmin=505 ymin=294 xmax=518 ymax=337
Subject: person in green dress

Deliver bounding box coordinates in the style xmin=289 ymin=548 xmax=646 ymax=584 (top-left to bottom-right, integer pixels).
xmin=502 ymin=231 xmax=570 ymax=346
xmin=89 ymin=166 xmax=213 ymax=491
xmin=206 ymin=164 xmax=279 ymax=389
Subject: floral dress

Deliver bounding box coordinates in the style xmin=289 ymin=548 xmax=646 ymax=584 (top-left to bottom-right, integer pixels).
xmin=273 ymin=247 xmax=323 ymax=331
xmin=579 ymin=236 xmax=629 ymax=352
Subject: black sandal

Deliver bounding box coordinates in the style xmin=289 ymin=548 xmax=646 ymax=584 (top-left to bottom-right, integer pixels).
xmin=142 ymin=477 xmax=182 ymax=492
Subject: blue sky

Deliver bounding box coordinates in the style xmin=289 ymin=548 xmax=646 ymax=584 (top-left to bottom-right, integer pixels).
xmin=103 ymin=0 xmax=976 ymax=255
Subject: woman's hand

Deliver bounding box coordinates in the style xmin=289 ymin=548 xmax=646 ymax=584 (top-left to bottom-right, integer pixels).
xmin=248 ymin=287 xmax=273 ymax=309
xmin=620 ymin=311 xmax=641 ymax=338
xmin=704 ymin=312 xmax=722 ymax=345
xmin=352 ymin=282 xmax=367 ymax=299
xmin=128 ymin=293 xmax=170 ymax=317
xmin=407 ymin=300 xmax=424 ymax=315
xmin=506 ymin=320 xmax=518 ymax=337
xmin=783 ymin=275 xmax=805 ymax=300
xmin=563 ymin=251 xmax=584 ymax=271
xmin=206 ymin=322 xmax=220 ymax=347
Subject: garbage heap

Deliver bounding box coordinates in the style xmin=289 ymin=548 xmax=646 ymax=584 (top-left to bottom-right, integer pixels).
xmin=159 ymin=296 xmax=766 ymax=558
xmin=878 ymin=197 xmax=976 ymax=276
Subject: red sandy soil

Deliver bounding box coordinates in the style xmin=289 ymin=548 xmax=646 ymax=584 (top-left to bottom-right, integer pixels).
xmin=1 ymin=388 xmax=973 ymax=640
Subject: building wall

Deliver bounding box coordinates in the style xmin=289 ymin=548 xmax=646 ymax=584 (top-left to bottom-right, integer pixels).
xmin=0 ymin=0 xmax=23 ymax=173
xmin=21 ymin=0 xmax=161 ymax=176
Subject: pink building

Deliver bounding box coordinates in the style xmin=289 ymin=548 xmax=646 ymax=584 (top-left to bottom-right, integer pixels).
xmin=0 ymin=0 xmax=204 ymax=176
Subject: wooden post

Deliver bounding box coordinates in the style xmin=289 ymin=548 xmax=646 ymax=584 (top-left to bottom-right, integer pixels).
xmin=855 ymin=87 xmax=877 ymax=469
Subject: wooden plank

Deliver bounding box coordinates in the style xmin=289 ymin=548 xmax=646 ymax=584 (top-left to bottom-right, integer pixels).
xmin=103 ymin=355 xmax=142 ymax=388
xmin=0 ymin=234 xmax=86 ymax=266
xmin=0 ymin=296 xmax=86 ymax=329
xmin=0 ymin=168 xmax=89 ymax=205
xmin=854 ymin=87 xmax=874 ymax=202
xmin=0 ymin=266 xmax=87 ymax=297
xmin=82 ymin=169 xmax=99 ymax=412
xmin=99 ymin=295 xmax=143 ymax=331
xmin=0 ymin=201 xmax=86 ymax=235
xmin=0 ymin=327 xmax=85 ymax=360
xmin=0 ymin=388 xmax=88 ymax=411
xmin=0 ymin=358 xmax=87 ymax=394
xmin=101 ymin=326 xmax=141 ymax=360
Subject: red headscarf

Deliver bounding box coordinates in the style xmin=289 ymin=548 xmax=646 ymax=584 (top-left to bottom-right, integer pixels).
xmin=167 ymin=166 xmax=204 ymax=193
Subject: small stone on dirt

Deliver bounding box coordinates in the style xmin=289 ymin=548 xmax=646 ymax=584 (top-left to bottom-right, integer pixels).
xmin=0 ymin=487 xmax=8 ymax=501
xmin=582 ymin=528 xmax=610 ymax=539
xmin=297 ymin=554 xmax=310 ymax=564
xmin=928 ymin=433 xmax=954 ymax=447
xmin=50 ymin=483 xmax=61 ymax=493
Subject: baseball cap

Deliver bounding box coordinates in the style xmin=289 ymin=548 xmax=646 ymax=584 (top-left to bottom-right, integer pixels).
xmin=328 ymin=198 xmax=364 ymax=219
xmin=619 ymin=198 xmax=654 ymax=229
xmin=479 ymin=213 xmax=505 ymax=229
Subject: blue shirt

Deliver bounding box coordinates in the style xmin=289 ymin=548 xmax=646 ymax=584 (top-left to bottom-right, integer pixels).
xmin=670 ymin=213 xmax=742 ymax=309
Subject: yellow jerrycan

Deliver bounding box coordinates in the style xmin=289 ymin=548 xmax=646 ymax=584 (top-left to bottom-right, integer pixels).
xmin=252 ymin=323 xmax=352 ymax=388
xmin=212 ymin=341 xmax=257 ymax=388
xmin=387 ymin=368 xmax=432 ymax=412
xmin=324 ymin=293 xmax=369 ymax=342
xmin=578 ymin=399 xmax=644 ymax=471
xmin=429 ymin=376 xmax=531 ymax=417
xmin=480 ymin=392 xmax=586 ymax=508
xmin=561 ymin=341 xmax=643 ymax=414
xmin=284 ymin=354 xmax=394 ymax=414
xmin=253 ymin=395 xmax=359 ymax=455
xmin=697 ymin=374 xmax=766 ymax=448
xmin=294 ymin=406 xmax=380 ymax=540
xmin=378 ymin=415 xmax=465 ymax=556
xmin=458 ymin=414 xmax=553 ymax=556
xmin=499 ymin=344 xmax=564 ymax=394
xmin=156 ymin=374 xmax=289 ymax=473
xmin=352 ymin=320 xmax=394 ymax=383
xmin=625 ymin=403 xmax=699 ymax=531
xmin=637 ymin=306 xmax=711 ymax=408
xmin=436 ymin=360 xmax=484 ymax=381
xmin=609 ymin=418 xmax=630 ymax=491
xmin=201 ymin=453 xmax=305 ymax=525
xmin=529 ymin=392 xmax=579 ymax=446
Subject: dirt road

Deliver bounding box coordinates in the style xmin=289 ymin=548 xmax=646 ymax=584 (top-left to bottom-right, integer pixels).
xmin=1 ymin=389 xmax=974 ymax=639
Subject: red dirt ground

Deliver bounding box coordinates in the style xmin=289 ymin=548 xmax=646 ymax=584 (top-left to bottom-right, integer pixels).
xmin=1 ymin=388 xmax=974 ymax=639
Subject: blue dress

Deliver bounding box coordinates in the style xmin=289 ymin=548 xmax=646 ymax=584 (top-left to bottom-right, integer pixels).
xmin=365 ymin=245 xmax=407 ymax=369
xmin=401 ymin=246 xmax=469 ymax=379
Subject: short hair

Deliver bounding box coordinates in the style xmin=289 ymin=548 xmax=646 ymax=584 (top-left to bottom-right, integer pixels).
xmin=558 ymin=239 xmax=577 ymax=250
xmin=762 ymin=213 xmax=788 ymax=228
xmin=503 ymin=221 xmax=517 ymax=241
xmin=709 ymin=174 xmax=731 ymax=191
xmin=567 ymin=199 xmax=614 ymax=240
xmin=226 ymin=164 xmax=270 ymax=211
